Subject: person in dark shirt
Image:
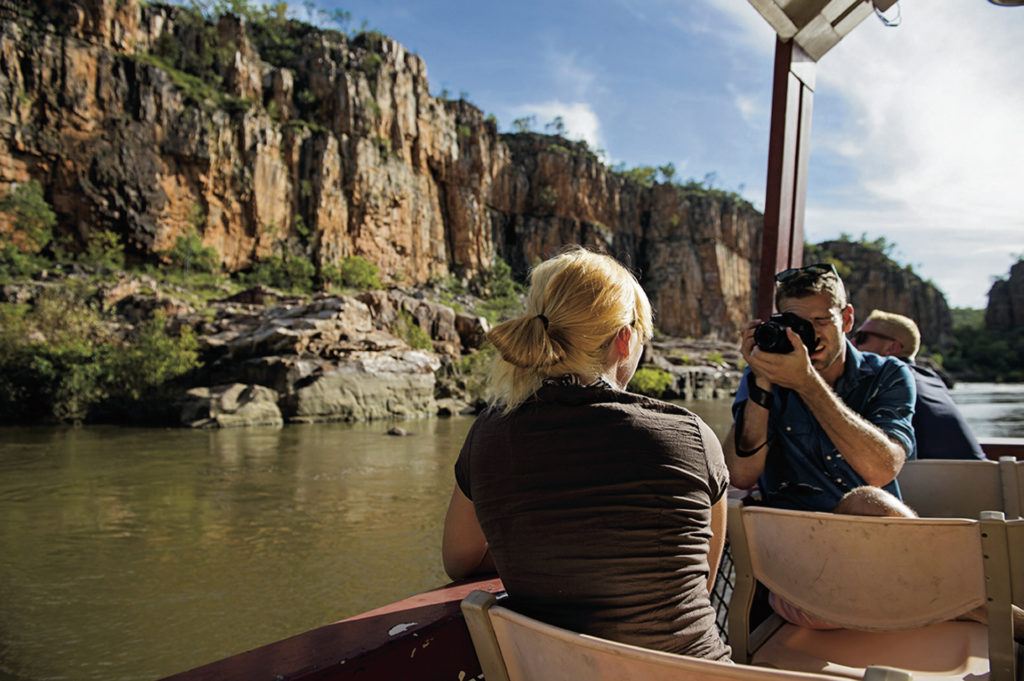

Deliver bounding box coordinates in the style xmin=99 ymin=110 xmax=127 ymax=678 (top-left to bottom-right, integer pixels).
xmin=852 ymin=309 xmax=986 ymax=461
xmin=441 ymin=246 xmax=731 ymax=659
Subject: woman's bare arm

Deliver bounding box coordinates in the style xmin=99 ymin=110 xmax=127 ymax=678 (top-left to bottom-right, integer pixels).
xmin=441 ymin=484 xmax=495 ymax=580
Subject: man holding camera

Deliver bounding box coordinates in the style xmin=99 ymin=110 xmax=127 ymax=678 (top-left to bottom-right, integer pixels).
xmin=723 ymin=263 xmax=917 ymax=515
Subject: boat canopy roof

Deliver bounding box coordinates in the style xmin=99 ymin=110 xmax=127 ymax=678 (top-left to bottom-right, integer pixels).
xmin=748 ymin=0 xmax=899 ymax=61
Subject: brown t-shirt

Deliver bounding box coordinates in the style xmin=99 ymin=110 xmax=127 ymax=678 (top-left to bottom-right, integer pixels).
xmin=455 ymin=382 xmax=730 ymax=660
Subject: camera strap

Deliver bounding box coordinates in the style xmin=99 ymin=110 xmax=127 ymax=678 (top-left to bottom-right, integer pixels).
xmin=746 ymin=380 xmax=773 ymax=409
xmin=734 ymin=400 xmax=770 ymax=458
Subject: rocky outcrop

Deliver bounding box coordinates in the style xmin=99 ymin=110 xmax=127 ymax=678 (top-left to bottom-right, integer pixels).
xmin=180 ymin=383 xmax=283 ymax=428
xmin=808 ymin=240 xmax=954 ymax=348
xmin=985 ymin=260 xmax=1024 ymax=330
xmin=648 ymin=337 xmax=744 ymax=401
xmin=0 ymin=0 xmax=762 ymax=340
xmin=191 ymin=290 xmax=452 ymax=424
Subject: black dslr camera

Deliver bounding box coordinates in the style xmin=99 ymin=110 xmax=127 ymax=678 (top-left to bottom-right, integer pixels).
xmin=754 ymin=312 xmax=816 ymax=354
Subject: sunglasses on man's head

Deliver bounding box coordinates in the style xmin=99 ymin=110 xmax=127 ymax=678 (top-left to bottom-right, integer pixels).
xmin=774 ymin=263 xmax=839 ymax=283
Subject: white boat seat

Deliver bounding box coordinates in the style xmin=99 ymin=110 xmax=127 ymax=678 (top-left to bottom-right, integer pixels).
xmin=897 ymin=457 xmax=1022 ymax=519
xmin=461 ymin=590 xmax=912 ymax=681
xmin=727 ymin=499 xmax=1019 ymax=681
xmin=1002 ymin=459 xmax=1023 ymax=519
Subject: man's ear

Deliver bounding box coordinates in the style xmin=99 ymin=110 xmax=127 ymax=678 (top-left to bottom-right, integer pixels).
xmin=841 ymin=305 xmax=855 ymax=333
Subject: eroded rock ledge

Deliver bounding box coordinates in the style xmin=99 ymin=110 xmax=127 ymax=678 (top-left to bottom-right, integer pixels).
xmin=167 ymin=285 xmax=743 ymax=427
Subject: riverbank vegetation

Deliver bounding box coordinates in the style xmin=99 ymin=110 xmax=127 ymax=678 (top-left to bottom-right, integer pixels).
xmin=2 ymin=183 xmax=1019 ymax=424
xmin=0 ymin=180 xmax=530 ymax=423
xmin=0 ymin=287 xmax=199 ymax=423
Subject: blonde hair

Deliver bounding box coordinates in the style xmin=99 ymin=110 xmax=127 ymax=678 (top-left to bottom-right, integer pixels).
xmin=863 ymin=309 xmax=921 ymax=359
xmin=485 ymin=246 xmax=653 ymax=412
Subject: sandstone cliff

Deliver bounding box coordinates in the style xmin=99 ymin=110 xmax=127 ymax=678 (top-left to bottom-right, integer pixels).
xmin=985 ymin=259 xmax=1024 ymax=330
xmin=807 ymin=240 xmax=954 ymax=349
xmin=0 ymin=0 xmax=763 ymax=339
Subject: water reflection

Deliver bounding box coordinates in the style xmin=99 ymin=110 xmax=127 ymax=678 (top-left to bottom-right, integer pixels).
xmin=950 ymin=382 xmax=1024 ymax=438
xmin=0 ymin=419 xmax=473 ymax=681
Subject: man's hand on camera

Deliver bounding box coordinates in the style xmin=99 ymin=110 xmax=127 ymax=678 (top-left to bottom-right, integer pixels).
xmin=739 ymin=319 xmax=761 ymax=362
xmin=747 ymin=327 xmax=816 ymax=392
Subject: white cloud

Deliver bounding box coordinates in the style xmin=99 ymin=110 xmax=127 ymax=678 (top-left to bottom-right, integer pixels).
xmin=728 ymin=83 xmax=762 ymax=127
xmin=510 ymin=101 xmax=605 ymax=152
xmin=547 ymin=50 xmax=600 ymax=101
xmin=700 ymin=0 xmax=775 ymax=52
xmin=807 ymin=2 xmax=1024 ymax=307
xmin=695 ymin=0 xmax=1024 ymax=308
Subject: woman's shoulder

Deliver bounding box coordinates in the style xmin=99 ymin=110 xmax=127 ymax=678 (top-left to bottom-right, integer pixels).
xmin=605 ymin=389 xmax=701 ymax=418
xmin=531 ymin=381 xmax=700 ymax=419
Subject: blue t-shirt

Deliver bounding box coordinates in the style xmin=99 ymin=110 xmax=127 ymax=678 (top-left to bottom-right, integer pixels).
xmin=732 ymin=341 xmax=917 ymax=512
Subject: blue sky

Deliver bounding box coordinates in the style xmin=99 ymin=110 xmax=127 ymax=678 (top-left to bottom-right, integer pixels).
xmin=304 ymin=0 xmax=1023 ymax=309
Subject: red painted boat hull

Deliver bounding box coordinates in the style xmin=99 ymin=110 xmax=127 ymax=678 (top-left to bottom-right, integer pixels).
xmin=159 ymin=577 xmax=504 ymax=681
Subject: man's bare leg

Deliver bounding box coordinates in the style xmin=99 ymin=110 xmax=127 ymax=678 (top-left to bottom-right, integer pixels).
xmin=833 ymin=485 xmax=917 ymax=517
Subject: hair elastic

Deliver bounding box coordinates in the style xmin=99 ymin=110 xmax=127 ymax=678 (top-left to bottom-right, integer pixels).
xmin=535 ymin=314 xmax=549 ymax=329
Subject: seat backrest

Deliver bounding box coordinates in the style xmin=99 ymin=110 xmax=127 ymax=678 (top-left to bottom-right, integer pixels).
xmin=1011 ymin=519 xmax=1023 ymax=608
xmin=727 ymin=501 xmax=1018 ymax=681
xmin=735 ymin=504 xmax=986 ymax=631
xmin=1000 ymin=517 xmax=1024 ymax=610
xmin=897 ymin=459 xmax=1003 ymax=518
xmin=978 ymin=513 xmax=1020 ymax=681
xmin=460 ymin=590 xmax=911 ymax=681
xmin=998 ymin=457 xmax=1022 ymax=519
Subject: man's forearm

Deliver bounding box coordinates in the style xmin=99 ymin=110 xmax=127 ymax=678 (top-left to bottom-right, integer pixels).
xmin=797 ymin=374 xmax=906 ymax=486
xmin=724 ymin=399 xmax=770 ymax=489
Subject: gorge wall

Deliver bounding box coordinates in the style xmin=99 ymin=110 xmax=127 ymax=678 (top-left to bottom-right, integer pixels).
xmin=0 ymin=0 xmax=762 ymax=339
xmin=808 ymin=240 xmax=955 ymax=348
xmin=985 ymin=259 xmax=1024 ymax=331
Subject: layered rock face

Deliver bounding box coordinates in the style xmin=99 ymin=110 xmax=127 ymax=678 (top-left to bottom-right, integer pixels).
xmin=0 ymin=0 xmax=762 ymax=339
xmin=985 ymin=260 xmax=1024 ymax=330
xmin=810 ymin=240 xmax=954 ymax=348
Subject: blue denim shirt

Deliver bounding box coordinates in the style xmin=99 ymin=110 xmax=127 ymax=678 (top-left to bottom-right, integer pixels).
xmin=732 ymin=341 xmax=917 ymax=512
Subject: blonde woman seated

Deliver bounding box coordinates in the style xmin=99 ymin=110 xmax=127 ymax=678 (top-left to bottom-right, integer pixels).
xmin=442 ymin=246 xmax=730 ymax=660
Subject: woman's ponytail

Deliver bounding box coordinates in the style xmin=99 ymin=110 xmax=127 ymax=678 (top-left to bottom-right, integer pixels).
xmin=487 ymin=313 xmax=567 ymax=369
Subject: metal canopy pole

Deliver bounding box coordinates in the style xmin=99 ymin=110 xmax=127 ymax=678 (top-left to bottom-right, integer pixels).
xmin=758 ymin=38 xmax=816 ymax=320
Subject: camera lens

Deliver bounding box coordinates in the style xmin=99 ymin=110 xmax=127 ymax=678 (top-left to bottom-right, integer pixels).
xmin=754 ymin=320 xmax=794 ymax=354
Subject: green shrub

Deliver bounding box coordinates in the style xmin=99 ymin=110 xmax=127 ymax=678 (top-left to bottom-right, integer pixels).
xmin=627 ymin=367 xmax=675 ymax=398
xmin=107 ymin=312 xmax=200 ymax=401
xmin=0 ymin=289 xmax=109 ymax=422
xmin=0 ymin=179 xmax=56 ymax=253
xmin=474 ymin=257 xmax=523 ymax=324
xmin=166 ymin=227 xmax=220 ymax=274
xmin=474 ymin=257 xmax=521 ymax=301
xmin=80 ymin=229 xmax=125 ymax=272
xmin=242 ymin=254 xmax=315 ymax=292
xmin=322 ymin=255 xmax=382 ymax=290
xmin=536 ymin=185 xmax=558 ymax=213
xmin=449 ymin=344 xmax=494 ymax=401
xmin=615 ymin=165 xmax=657 ymax=188
xmin=669 ymin=349 xmax=695 ymax=365
xmin=394 ymin=309 xmax=432 ymax=350
xmin=0 ymin=242 xmax=49 ymax=280
xmin=361 ymin=52 xmax=383 ymax=78
xmin=0 ymin=293 xmax=202 ymax=423
xmin=945 ymin=325 xmax=1024 ymax=382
